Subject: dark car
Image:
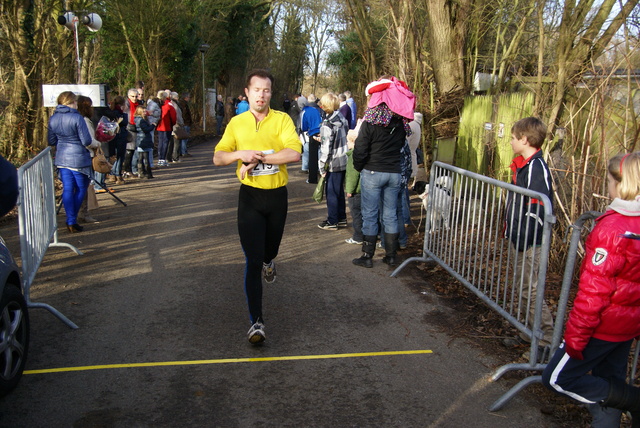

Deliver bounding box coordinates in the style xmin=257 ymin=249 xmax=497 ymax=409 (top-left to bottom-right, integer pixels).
xmin=0 ymin=235 xmax=29 ymax=396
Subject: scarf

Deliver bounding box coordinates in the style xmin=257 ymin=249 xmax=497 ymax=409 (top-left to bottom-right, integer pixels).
xmin=363 ymin=103 xmax=412 ymax=135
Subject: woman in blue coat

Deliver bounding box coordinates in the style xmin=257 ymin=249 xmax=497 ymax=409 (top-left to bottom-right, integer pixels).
xmin=47 ymin=91 xmax=94 ymax=233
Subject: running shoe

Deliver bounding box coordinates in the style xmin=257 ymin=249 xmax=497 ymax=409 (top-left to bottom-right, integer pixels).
xmin=345 ymin=238 xmax=363 ymax=245
xmin=247 ymin=321 xmax=266 ymax=344
xmin=338 ymin=218 xmax=348 ymax=227
xmin=262 ymin=261 xmax=276 ymax=283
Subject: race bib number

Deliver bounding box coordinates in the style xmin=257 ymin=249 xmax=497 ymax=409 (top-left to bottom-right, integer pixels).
xmin=249 ymin=149 xmax=279 ymax=176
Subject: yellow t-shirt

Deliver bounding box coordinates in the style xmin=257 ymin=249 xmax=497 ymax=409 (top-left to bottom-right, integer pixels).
xmin=215 ymin=109 xmax=302 ymax=189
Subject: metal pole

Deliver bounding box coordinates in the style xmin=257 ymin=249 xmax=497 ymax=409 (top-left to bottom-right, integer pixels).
xmin=73 ymin=17 xmax=81 ymax=83
xmin=202 ymin=51 xmax=206 ymax=132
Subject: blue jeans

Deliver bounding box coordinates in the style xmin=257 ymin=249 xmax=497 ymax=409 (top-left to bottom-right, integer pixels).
xmin=133 ymin=148 xmax=153 ymax=173
xmin=216 ymin=116 xmax=224 ymax=135
xmin=380 ymin=191 xmax=407 ymax=247
xmin=158 ymin=131 xmax=171 ymax=161
xmin=132 ymin=150 xmax=139 ymax=174
xmin=94 ymin=171 xmax=106 ymax=188
xmin=111 ymin=138 xmax=127 ymax=177
xmin=180 ymin=125 xmax=190 ymax=155
xmin=360 ymin=169 xmax=401 ymax=236
xmin=401 ymin=185 xmax=411 ymax=225
xmin=325 ymin=170 xmax=346 ymax=225
xmin=112 ymin=157 xmax=123 ymax=177
xmin=59 ymin=168 xmax=90 ymax=225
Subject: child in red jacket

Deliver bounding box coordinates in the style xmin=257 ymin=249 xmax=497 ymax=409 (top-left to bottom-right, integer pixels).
xmin=542 ymin=152 xmax=640 ymax=427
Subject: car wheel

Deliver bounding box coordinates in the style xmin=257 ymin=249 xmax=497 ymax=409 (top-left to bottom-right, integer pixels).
xmin=0 ymin=284 xmax=29 ymax=396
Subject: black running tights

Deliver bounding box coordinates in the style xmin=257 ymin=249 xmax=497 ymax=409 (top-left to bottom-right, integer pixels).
xmin=237 ymin=184 xmax=288 ymax=324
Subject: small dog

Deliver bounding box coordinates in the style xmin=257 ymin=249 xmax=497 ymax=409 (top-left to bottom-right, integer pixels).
xmin=413 ymin=175 xmax=453 ymax=232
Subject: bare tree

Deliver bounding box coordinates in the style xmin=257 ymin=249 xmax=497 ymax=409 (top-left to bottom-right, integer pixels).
xmin=384 ymin=0 xmax=415 ymax=81
xmin=303 ymin=0 xmax=341 ymax=92
xmin=0 ymin=0 xmax=62 ymax=158
xmin=546 ymin=0 xmax=639 ymax=134
xmin=270 ymin=1 xmax=308 ymax=97
xmin=344 ymin=0 xmax=380 ymax=82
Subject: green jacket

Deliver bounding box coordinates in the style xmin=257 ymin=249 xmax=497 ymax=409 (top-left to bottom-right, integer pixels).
xmin=345 ymin=149 xmax=361 ymax=194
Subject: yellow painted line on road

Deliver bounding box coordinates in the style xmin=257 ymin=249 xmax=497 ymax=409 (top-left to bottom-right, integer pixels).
xmin=25 ymin=349 xmax=432 ymax=375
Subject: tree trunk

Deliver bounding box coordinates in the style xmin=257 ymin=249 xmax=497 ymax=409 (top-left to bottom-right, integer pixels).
xmin=386 ymin=0 xmax=411 ymax=80
xmin=425 ymin=0 xmax=469 ymax=94
xmin=0 ymin=0 xmax=58 ymax=159
xmin=114 ymin=3 xmax=141 ymax=84
xmin=496 ymin=4 xmax=535 ymax=90
xmin=533 ymin=0 xmax=545 ymax=116
xmin=345 ymin=0 xmax=378 ymax=82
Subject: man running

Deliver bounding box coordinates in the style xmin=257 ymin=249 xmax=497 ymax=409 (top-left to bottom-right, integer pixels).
xmin=213 ymin=69 xmax=301 ymax=344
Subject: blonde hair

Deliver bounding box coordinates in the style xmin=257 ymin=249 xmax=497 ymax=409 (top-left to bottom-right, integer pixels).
xmin=608 ymin=152 xmax=640 ymax=200
xmin=319 ymin=92 xmax=339 ymax=114
xmin=57 ymin=91 xmax=77 ymax=106
xmin=134 ymin=105 xmax=146 ymax=118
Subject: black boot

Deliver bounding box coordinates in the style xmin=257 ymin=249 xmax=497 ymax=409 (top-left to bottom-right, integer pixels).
xmin=353 ymin=235 xmax=377 ymax=268
xmin=600 ymin=378 xmax=640 ymax=427
xmin=382 ymin=233 xmax=399 ymax=266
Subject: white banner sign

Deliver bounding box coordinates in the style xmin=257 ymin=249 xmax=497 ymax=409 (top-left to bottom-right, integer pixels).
xmin=42 ymin=84 xmax=108 ymax=107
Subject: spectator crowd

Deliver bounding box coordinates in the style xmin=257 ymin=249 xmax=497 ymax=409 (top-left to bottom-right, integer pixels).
xmin=56 ymin=81 xmax=425 ymax=245
xmin=281 ymin=86 xmax=423 ymax=264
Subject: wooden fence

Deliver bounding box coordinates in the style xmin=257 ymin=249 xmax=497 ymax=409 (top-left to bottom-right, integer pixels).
xmin=456 ymin=92 xmax=535 ymax=180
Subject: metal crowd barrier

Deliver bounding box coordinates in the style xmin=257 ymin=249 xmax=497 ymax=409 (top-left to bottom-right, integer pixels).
xmin=487 ymin=211 xmax=598 ymax=410
xmin=392 ymin=161 xmax=556 ymax=409
xmin=17 ymin=147 xmax=79 ymax=329
xmin=489 ymin=211 xmax=640 ymax=411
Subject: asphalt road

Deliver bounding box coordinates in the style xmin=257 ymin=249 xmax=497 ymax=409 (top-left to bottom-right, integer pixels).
xmin=0 ymin=138 xmax=557 ymax=427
